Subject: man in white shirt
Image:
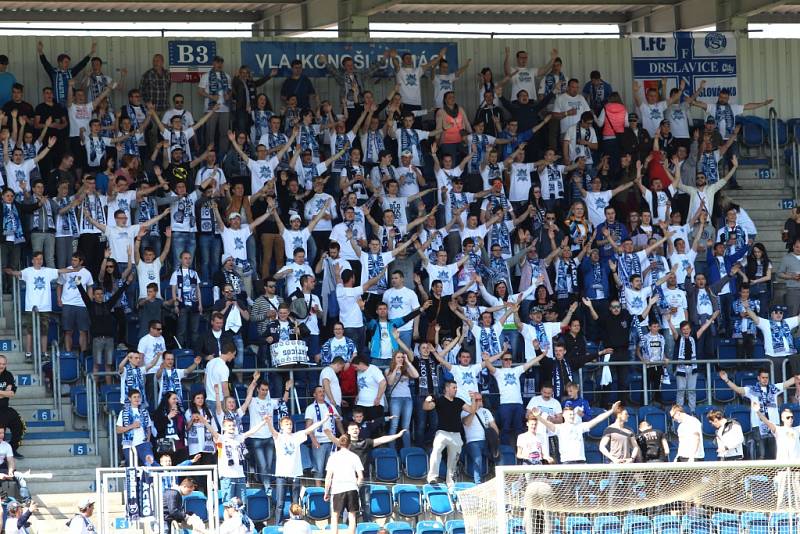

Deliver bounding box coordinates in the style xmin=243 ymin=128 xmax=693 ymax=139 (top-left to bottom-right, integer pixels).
xmin=352 ymin=356 xmax=387 ymax=421
xmin=707 ymin=409 xmax=744 ymax=460
xmin=204 ymin=343 xmax=235 ymax=413
xmin=334 ymin=264 xmax=386 ymax=357
xmin=632 ymin=80 xmax=678 ymax=138
xmin=320 ymin=357 xmax=346 ymax=409
xmin=525 ymin=384 xmax=563 ymax=458
xmin=382 ymin=270 xmax=420 ymax=348
xmin=752 ymin=401 xmax=800 ymax=462
xmin=503 ymin=47 xmax=557 ymax=101
xmin=669 ymin=404 xmax=704 ymax=461
xmin=197 ymin=55 xmax=232 ymax=153
xmin=275 ymin=248 xmax=314 ymax=299
xmin=305 ymin=385 xmax=343 ymax=486
xmin=138 ymin=319 xmax=166 ymax=401
xmin=324 ymin=434 xmax=364 ymax=534
xmin=83 ymin=205 xmax=169 ymax=267
xmin=532 ymin=401 xmax=620 ymax=464
xmin=484 ymin=350 xmax=538 ymax=445
xmin=56 ymin=251 xmax=93 ymax=355
xmin=552 ymin=79 xmax=591 ymax=138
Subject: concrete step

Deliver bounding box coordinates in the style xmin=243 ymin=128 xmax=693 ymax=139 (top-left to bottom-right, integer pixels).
xmin=17 ymin=453 xmax=101 ymax=470
xmin=31 ymin=492 xmax=126 ymax=534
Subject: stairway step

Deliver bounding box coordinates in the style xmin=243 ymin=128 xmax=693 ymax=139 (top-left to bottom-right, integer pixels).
xmin=23 ymin=430 xmax=90 ymax=441
xmin=26 ymin=478 xmax=97 ymax=495
xmin=17 ymin=454 xmax=101 ymax=470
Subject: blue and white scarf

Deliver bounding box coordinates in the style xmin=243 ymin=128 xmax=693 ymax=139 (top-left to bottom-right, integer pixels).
xmin=478 ymin=326 xmax=501 ymax=355
xmin=748 ymin=383 xmax=781 ymax=435
xmin=367 ymin=253 xmax=388 ymax=292
xmin=617 ymin=252 xmax=642 ymax=287
xmin=123 ymin=362 xmax=145 ymax=403
xmin=298 ymin=124 xmax=320 ymax=159
xmin=364 ymin=129 xmax=385 ymax=163
xmin=57 ymin=196 xmax=79 ymax=235
xmin=700 ymin=151 xmax=720 ymax=183
xmin=252 ymin=109 xmax=273 ymax=141
xmin=714 ymin=103 xmax=736 ymax=138
xmin=399 ymin=128 xmax=420 ymax=157
xmin=161 ymin=368 xmax=184 ymax=407
xmin=53 ymin=69 xmax=73 ymax=104
xmin=207 ymin=70 xmax=230 ymax=110
xmin=121 ymin=402 xmax=151 ymax=447
xmin=137 ymin=197 xmax=159 ymax=237
xmin=770 ymin=319 xmax=794 ymax=354
xmin=3 ymin=203 xmax=24 ymax=243
xmin=552 ymin=357 xmax=573 ymax=398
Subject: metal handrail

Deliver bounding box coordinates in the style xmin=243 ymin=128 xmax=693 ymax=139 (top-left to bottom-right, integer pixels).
xmin=11 ymin=277 xmax=21 ymax=347
xmin=578 ymin=357 xmax=779 ymax=406
xmin=31 ymin=309 xmax=42 ymax=384
xmin=108 ymin=409 xmax=118 ymax=468
xmin=52 ymin=341 xmax=61 ymax=419
xmin=769 ymin=107 xmax=782 ymax=184
xmin=792 ymin=140 xmax=800 ymax=202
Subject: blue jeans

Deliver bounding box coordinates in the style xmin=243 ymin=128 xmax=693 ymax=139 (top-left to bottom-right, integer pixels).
xmin=197 ymin=233 xmax=221 ymax=284
xmin=398 ymin=330 xmax=413 ymax=349
xmin=176 ymin=307 xmax=201 ymax=348
xmin=501 ymin=330 xmax=522 ymax=362
xmin=465 ymin=440 xmax=487 ymax=483
xmin=413 ymin=396 xmax=438 ymax=447
xmin=310 ymin=442 xmax=333 ymax=478
xmin=233 ymin=333 xmax=244 ymax=368
xmin=220 ymin=476 xmax=247 ymax=504
xmin=247 ymin=437 xmax=275 ymax=489
xmin=389 ymin=396 xmax=413 ymax=449
xmin=275 ymin=476 xmax=301 ymax=524
xmin=171 ymin=231 xmax=197 ymax=270
xmin=498 ymin=403 xmax=524 ymax=446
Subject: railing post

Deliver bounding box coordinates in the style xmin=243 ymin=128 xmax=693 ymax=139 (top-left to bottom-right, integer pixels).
xmin=793 ymin=141 xmax=799 ymax=201
xmin=0 ymin=245 xmax=4 ymax=320
xmin=769 ymin=107 xmax=782 ymax=184
xmin=12 ymin=277 xmax=20 ymax=343
xmin=86 ymin=374 xmax=95 ymax=452
xmin=53 ymin=342 xmax=61 ymax=419
xmin=31 ymin=308 xmax=40 ymax=383
xmin=641 ymin=363 xmax=649 ymax=406
xmin=705 ymin=363 xmax=712 ymax=406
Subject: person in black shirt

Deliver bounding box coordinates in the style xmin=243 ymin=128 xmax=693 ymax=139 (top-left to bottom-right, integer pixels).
xmin=1 ymin=84 xmax=34 ymax=131
xmin=77 ymin=274 xmax=130 ymax=384
xmin=423 ymin=380 xmax=475 ymax=485
xmin=163 ymin=477 xmax=203 ymax=533
xmin=159 ymin=142 xmax=208 ymax=191
xmin=0 ymin=355 xmax=26 ymax=458
xmin=325 ymin=418 xmax=405 ymax=521
xmin=636 ymin=420 xmax=669 ymax=462
xmin=33 ymin=87 xmax=68 ymax=172
xmin=584 ymin=297 xmax=632 ymax=407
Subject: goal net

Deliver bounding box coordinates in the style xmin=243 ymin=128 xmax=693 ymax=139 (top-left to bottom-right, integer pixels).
xmin=457 ymin=461 xmax=800 ymax=534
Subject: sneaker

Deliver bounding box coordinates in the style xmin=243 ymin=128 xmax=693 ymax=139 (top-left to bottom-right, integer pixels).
xmin=24 ymin=352 xmax=32 ymax=361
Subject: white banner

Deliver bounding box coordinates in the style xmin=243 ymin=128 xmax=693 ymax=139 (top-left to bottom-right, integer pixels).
xmin=631 ymin=31 xmax=738 ymax=104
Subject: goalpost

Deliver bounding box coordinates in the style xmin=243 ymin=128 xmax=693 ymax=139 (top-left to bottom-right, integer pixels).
xmin=458 ymin=461 xmax=800 ymax=534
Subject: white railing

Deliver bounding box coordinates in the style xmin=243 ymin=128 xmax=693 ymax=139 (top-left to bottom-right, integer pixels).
xmin=769 ymin=107 xmax=782 ymax=184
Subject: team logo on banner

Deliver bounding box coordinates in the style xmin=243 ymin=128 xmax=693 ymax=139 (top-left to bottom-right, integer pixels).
xmin=631 ymin=32 xmax=738 ymax=104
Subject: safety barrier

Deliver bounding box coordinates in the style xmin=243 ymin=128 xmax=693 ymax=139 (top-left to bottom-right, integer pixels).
xmin=577 ymin=357 xmax=781 ymax=405
xmin=769 ymin=107 xmax=782 ymax=185
xmin=792 ymin=138 xmax=800 ymax=201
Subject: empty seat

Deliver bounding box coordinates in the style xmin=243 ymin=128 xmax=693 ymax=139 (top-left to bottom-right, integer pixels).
xmin=392 ymin=484 xmax=422 ymax=519
xmin=564 ymin=515 xmax=592 ymax=534
xmin=244 ymin=488 xmax=271 ymax=522
xmin=593 ymin=515 xmax=621 ymax=534
xmin=740 ymin=511 xmax=769 ymax=534
xmin=724 ymin=405 xmax=753 ymax=434
xmin=622 ymin=514 xmax=652 ymax=534
xmin=385 ymin=522 xmax=414 ymax=534
xmin=368 ymin=484 xmax=393 ymax=519
xmin=356 ymin=523 xmax=382 ymax=534
xmin=302 ymin=487 xmax=329 ymax=521
xmin=399 ymin=446 xmax=428 ymax=479
xmin=711 ymin=512 xmax=738 ymax=534
xmin=183 ymin=491 xmax=208 ymax=521
xmin=681 ymin=515 xmax=711 ymax=534
xmin=60 ymin=351 xmax=81 ymax=384
xmin=372 ymin=447 xmax=400 ymax=482
xmin=444 ymin=520 xmax=464 ymax=534
xmin=694 ymin=405 xmax=719 ymax=436
xmin=422 ymin=484 xmax=453 ymax=518
xmin=415 ymin=520 xmax=445 ymax=534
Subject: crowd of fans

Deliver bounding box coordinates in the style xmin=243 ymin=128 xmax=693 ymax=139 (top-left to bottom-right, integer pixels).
xmin=0 ymin=38 xmax=796 ymax=532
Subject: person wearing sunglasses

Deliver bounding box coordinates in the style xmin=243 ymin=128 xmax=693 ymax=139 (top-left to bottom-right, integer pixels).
xmin=752 ymin=401 xmax=800 ymax=462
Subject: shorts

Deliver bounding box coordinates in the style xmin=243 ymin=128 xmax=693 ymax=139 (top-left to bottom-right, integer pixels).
xmin=22 ymin=311 xmax=49 ymax=335
xmin=92 ymin=336 xmax=115 ymax=365
xmin=332 ymin=490 xmax=360 ymax=513
xmin=62 ymin=304 xmax=90 ymax=332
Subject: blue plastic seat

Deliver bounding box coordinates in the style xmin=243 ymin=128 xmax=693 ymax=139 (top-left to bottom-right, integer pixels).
xmin=372 ymin=447 xmax=400 ymax=482
xmin=262 ymin=527 xmax=283 ymax=534
xmin=593 ymin=515 xmax=621 ymax=534
xmin=741 ymin=122 xmax=765 ymax=148
xmin=183 ymin=491 xmax=208 ymax=521
xmin=302 ymin=487 xmax=329 ymax=520
xmin=173 ymin=348 xmax=196 ymax=369
xmin=587 ymin=408 xmax=609 ymax=439
xmin=622 ymin=514 xmax=651 ymax=534
xmin=60 ymin=351 xmax=81 ymax=384
xmin=713 ymin=376 xmax=736 ymax=403
xmin=724 ymin=405 xmax=753 ymax=434
xmin=356 ymin=523 xmax=382 ymax=534
xmin=71 ymin=386 xmax=88 ymax=418
xmin=416 ymin=520 xmax=444 ymax=534
xmin=385 ymin=522 xmax=414 ymax=534
xmin=400 ymin=446 xmax=428 ymax=479
xmin=681 ymin=515 xmax=711 ymax=534
xmin=585 ymin=441 xmax=603 ymax=464
xmin=740 ymin=511 xmax=769 ymax=534
xmin=653 ymin=514 xmax=680 ymax=534
xmin=368 ymin=484 xmax=393 ymax=518
xmin=629 ymin=373 xmax=644 ymax=405
xmin=392 ymin=484 xmax=422 ymax=519
xmin=638 ymin=405 xmax=667 ymax=434
xmin=244 ymin=488 xmax=271 ymax=522
xmin=444 ymin=520 xmax=464 ymax=534
xmin=565 ymin=515 xmax=592 ymax=534
xmin=735 ymin=371 xmax=757 ymax=390
xmin=694 ymin=405 xmax=719 ymax=436
xmin=769 ymin=512 xmax=794 ymax=534
xmin=710 ymin=512 xmax=738 ymax=534
xmin=422 ymin=484 xmax=453 ymax=517
xmin=694 ymin=374 xmax=707 ymax=404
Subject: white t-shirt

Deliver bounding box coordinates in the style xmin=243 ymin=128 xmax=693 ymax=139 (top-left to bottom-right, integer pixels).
xmin=325 ymin=448 xmax=364 ymax=494
xmin=282 ymin=228 xmax=311 ymax=261
xmin=623 ymin=286 xmax=652 ymax=317
xmin=137 ymin=334 xmax=166 ymax=374
xmin=336 ymin=285 xmax=364 ymax=328
xmin=669 ymin=250 xmax=698 ymax=284
xmin=510 ymin=68 xmax=537 ymax=101
xmin=116 ymin=408 xmax=147 ymax=448
xmin=554 ymin=93 xmax=590 ymax=134
xmin=248 ymin=157 xmax=280 ymax=193
xmin=450 ymin=363 xmax=483 ymax=402
xmin=68 ymin=102 xmax=94 ymax=137
xmin=638 ymin=100 xmax=668 ymax=137
xmin=757 ymin=317 xmax=800 ymax=357
xmin=169 ymin=191 xmax=199 ymax=233
xmin=525 ymin=396 xmax=562 ymax=437
xmin=519 ymin=322 xmax=562 ymax=361
xmin=356 ymin=365 xmax=385 ymax=407
xmin=105 ymin=224 xmax=141 ymax=264
xmin=745 ymin=383 xmax=785 ymax=435
xmin=21 ymin=267 xmax=59 ymax=312
xmin=205 ymin=357 xmax=231 ymax=402
xmin=5 ymin=160 xmax=36 ymax=194
xmin=195 ymin=166 xmax=227 ymax=194
xmin=775 ymin=425 xmax=800 ymax=462
xmin=394 ymin=128 xmax=429 ymax=167
xmin=304 ymin=401 xmax=338 ymax=444
xmin=706 ymin=103 xmax=745 ymax=139
xmin=58 ymin=268 xmax=92 ymax=307
xmin=676 ymin=416 xmax=704 ymax=459
xmin=643 ymin=185 xmax=677 ymax=223
xmin=247 ymin=396 xmax=281 ymax=439
xmin=585 ymin=190 xmax=613 ymax=228
xmin=137 ymin=259 xmax=162 ymax=299
xmin=382 ymin=196 xmax=410 ymax=231
xmin=383 ymin=287 xmax=420 ymax=332
xmin=217 ymin=433 xmax=246 ymax=479
xmin=106 ymin=190 xmax=137 ymax=229
xmin=462 ymin=407 xmax=495 ymax=443
xmin=516 ymin=426 xmax=550 ymax=463
xmin=555 ymin=422 xmax=590 ymax=462
xmin=539 ymin=164 xmax=565 ymax=200
xmin=198 ymin=70 xmax=231 ymax=112
xmin=221 ymin=226 xmax=252 ymax=263
xmin=667 ymin=103 xmax=691 ymax=139
xmin=304 ymin=193 xmax=336 ymax=232
xmin=277 ymin=261 xmax=314 ymax=298
xmin=274 ymin=431 xmax=308 ymax=477
xmin=494 ymin=366 xmax=525 ymax=405
xmin=397 ymin=166 xmax=422 ymax=197
xmin=660 ymin=286 xmax=687 ymax=329
xmin=425 ymin=263 xmax=458 ymax=296
xmin=433 ymin=73 xmax=457 ymax=108
xmin=320 ymin=366 xmax=342 ymax=405
xmin=508 ymin=163 xmax=535 ymax=202
xmin=564 ymin=124 xmax=597 ymax=164
xmin=396 ymin=66 xmax=424 ymax=107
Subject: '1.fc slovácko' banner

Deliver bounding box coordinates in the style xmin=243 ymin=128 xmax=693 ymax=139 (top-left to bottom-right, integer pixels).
xmin=631 ymin=31 xmax=737 ymax=104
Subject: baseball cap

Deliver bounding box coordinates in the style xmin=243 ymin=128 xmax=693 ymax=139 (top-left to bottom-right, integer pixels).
xmin=400 ymin=150 xmax=412 ymax=158
xmin=530 ymin=306 xmax=545 ymax=315
xmin=227 ymin=212 xmax=241 ymax=221
xmin=289 ymin=212 xmax=302 ymax=222
xmin=705 ymin=116 xmax=716 ymax=124
xmin=628 ymin=113 xmax=639 ymax=121
xmin=771 ymin=304 xmax=788 ymax=314
xmin=170 ymin=145 xmax=184 ymax=152
xmin=660 ymin=119 xmax=670 ymax=126
xmin=78 ymin=496 xmax=96 ymax=509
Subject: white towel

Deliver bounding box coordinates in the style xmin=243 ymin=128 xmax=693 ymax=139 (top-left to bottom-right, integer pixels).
xmin=600 ymin=352 xmax=613 ymax=387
